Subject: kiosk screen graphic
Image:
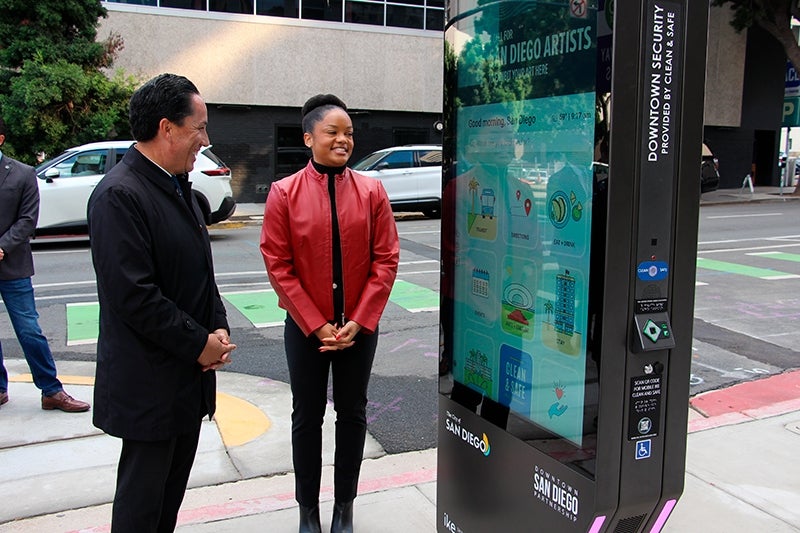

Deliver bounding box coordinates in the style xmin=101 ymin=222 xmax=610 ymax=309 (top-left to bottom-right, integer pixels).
xmin=441 ymin=0 xmax=603 ymax=458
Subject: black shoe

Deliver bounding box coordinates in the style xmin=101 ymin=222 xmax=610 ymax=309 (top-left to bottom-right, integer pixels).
xmin=330 ymin=501 xmax=353 ymax=533
xmin=299 ymin=504 xmax=321 ymax=533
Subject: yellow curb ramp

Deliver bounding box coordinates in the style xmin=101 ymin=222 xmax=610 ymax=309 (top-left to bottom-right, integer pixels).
xmin=10 ymin=373 xmax=95 ymax=386
xmin=8 ymin=373 xmax=270 ymax=447
xmin=215 ymin=392 xmax=271 ymax=447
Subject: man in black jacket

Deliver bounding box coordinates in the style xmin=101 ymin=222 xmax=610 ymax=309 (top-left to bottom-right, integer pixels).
xmin=0 ymin=116 xmax=90 ymax=412
xmin=87 ymin=74 xmax=236 ymax=533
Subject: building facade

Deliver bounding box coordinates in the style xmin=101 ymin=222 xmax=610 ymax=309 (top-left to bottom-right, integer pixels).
xmin=100 ymin=1 xmax=787 ymax=200
xmin=101 ymin=0 xmax=445 ymax=201
xmin=703 ymin=7 xmax=786 ymax=189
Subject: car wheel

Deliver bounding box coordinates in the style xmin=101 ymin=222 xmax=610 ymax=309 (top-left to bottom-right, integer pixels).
xmin=423 ymin=204 xmax=441 ymax=219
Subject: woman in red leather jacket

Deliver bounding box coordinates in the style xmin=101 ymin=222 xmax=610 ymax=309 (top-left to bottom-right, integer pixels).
xmin=260 ymin=94 xmax=400 ymax=533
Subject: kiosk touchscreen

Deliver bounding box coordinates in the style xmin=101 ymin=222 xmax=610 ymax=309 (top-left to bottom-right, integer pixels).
xmin=437 ymin=1 xmax=709 ymax=531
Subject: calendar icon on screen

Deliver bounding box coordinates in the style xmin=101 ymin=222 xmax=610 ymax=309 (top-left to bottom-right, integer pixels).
xmin=472 ymin=269 xmax=490 ymax=298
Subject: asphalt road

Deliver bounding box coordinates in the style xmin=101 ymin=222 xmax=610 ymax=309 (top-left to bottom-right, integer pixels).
xmin=4 ymin=201 xmax=800 ymax=454
xmin=14 ymin=219 xmax=443 ymax=454
xmin=691 ymin=200 xmax=800 ymax=393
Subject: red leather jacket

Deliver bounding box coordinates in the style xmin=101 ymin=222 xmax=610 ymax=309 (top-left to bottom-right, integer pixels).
xmin=260 ymin=161 xmax=400 ymax=336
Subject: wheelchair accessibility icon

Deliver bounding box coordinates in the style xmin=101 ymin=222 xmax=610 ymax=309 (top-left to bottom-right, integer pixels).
xmin=635 ymin=439 xmax=652 ymax=460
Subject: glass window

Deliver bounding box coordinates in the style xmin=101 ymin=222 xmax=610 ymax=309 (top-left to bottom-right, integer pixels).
xmin=351 ymin=151 xmax=386 ymax=171
xmin=105 ymin=0 xmax=444 ymax=29
xmin=105 ymin=0 xmax=157 ymax=5
xmin=386 ymin=4 xmax=423 ymax=29
xmin=47 ymin=150 xmax=108 ymax=179
xmin=425 ymin=7 xmax=443 ymax=30
xmin=257 ymin=0 xmax=298 ymax=17
xmin=114 ymin=148 xmax=129 ymax=166
xmin=345 ymin=0 xmax=383 ymax=26
xmin=380 ymin=150 xmax=414 ymax=169
xmin=418 ymin=149 xmax=441 ymax=167
xmin=210 ymin=0 xmax=254 ymax=14
xmin=104 ymin=0 xmax=445 ymax=30
xmin=302 ymin=0 xmax=343 ymax=22
xmin=161 ymin=0 xmax=207 ymax=9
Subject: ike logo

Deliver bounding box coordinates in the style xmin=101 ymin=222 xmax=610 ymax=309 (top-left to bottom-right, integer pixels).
xmin=443 ymin=512 xmax=462 ymax=533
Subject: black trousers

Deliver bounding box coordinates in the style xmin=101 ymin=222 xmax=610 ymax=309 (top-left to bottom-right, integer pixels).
xmin=284 ymin=316 xmax=378 ymax=506
xmin=111 ymin=425 xmax=202 ymax=533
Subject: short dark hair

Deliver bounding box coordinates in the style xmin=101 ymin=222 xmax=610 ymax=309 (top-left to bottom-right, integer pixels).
xmin=129 ymin=74 xmax=200 ymax=142
xmin=301 ymin=94 xmax=348 ymax=133
xmin=0 ymin=116 xmax=6 ymax=137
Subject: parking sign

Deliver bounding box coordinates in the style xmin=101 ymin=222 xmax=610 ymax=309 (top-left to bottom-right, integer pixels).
xmin=785 ymin=62 xmax=800 ymax=97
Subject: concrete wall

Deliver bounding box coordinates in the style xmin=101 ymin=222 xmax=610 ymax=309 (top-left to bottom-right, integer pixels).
xmin=207 ymin=105 xmax=441 ymax=202
xmin=99 ymin=3 xmax=787 ymax=194
xmin=704 ymin=24 xmax=785 ymax=188
xmin=99 ymin=4 xmax=444 ymax=113
xmin=703 ymin=5 xmax=748 ymax=128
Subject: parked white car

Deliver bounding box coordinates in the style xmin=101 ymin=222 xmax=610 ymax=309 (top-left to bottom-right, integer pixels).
xmin=351 ymin=144 xmax=442 ymax=218
xmin=34 ymin=140 xmax=235 ymax=233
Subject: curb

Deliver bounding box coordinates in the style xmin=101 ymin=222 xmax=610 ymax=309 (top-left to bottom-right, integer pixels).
xmin=699 ymin=194 xmax=800 ymax=206
xmin=688 ymin=369 xmax=800 ymax=432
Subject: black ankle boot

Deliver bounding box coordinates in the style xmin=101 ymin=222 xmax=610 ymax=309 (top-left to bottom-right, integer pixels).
xmin=330 ymin=501 xmax=353 ymax=533
xmin=299 ymin=504 xmax=321 ymax=533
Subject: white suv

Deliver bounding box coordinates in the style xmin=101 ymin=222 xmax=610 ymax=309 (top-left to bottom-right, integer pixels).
xmin=34 ymin=140 xmax=236 ymax=233
xmin=351 ymin=145 xmax=442 ymax=218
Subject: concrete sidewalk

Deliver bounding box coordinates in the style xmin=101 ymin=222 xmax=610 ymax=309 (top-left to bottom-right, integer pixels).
xmin=699 ymin=184 xmax=800 ymax=205
xmin=1 ymin=357 xmax=799 ymax=532
xmin=0 ymin=358 xmax=435 ymax=533
xmin=1 ymin=186 xmax=799 ymax=532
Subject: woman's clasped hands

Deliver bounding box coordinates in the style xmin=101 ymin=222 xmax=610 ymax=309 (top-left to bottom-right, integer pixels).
xmin=316 ymin=321 xmax=362 ymax=352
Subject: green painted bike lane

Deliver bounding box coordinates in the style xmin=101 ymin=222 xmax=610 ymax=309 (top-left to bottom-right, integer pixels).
xmin=696 ymin=257 xmax=800 ymax=280
xmin=67 ymin=256 xmax=800 ymax=344
xmin=66 ymin=280 xmax=440 ymax=345
xmin=65 ymin=303 xmax=102 ymax=346
xmin=746 ymin=251 xmax=800 ymax=263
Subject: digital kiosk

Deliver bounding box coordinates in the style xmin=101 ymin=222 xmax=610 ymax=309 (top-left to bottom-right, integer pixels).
xmin=437 ymin=1 xmax=709 ymax=531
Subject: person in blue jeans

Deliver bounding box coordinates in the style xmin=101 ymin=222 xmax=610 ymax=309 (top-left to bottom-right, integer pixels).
xmin=0 ymin=116 xmax=89 ymax=413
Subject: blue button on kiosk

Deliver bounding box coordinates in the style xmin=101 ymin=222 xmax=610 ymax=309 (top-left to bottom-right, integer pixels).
xmin=437 ymin=1 xmax=708 ymax=531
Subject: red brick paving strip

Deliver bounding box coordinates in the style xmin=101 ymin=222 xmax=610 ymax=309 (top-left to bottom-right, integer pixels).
xmin=689 ymin=369 xmax=800 ymax=432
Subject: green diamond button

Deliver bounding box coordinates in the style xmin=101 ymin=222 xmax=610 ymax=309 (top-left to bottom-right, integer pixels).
xmin=643 ymin=319 xmax=661 ymax=343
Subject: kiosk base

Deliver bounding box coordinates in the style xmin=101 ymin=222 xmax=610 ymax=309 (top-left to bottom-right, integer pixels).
xmin=437 ymin=398 xmax=598 ymax=533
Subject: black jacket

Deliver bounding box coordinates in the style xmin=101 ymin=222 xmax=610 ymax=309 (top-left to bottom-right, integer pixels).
xmin=0 ymin=154 xmax=37 ymax=280
xmin=87 ymin=147 xmax=228 ymax=440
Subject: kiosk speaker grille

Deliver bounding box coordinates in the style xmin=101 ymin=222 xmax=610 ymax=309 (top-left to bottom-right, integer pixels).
xmin=612 ymin=513 xmax=646 ymax=533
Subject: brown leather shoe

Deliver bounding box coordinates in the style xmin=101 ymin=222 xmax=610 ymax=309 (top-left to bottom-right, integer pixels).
xmin=0 ymin=391 xmax=8 ymax=406
xmin=42 ymin=390 xmax=90 ymax=413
